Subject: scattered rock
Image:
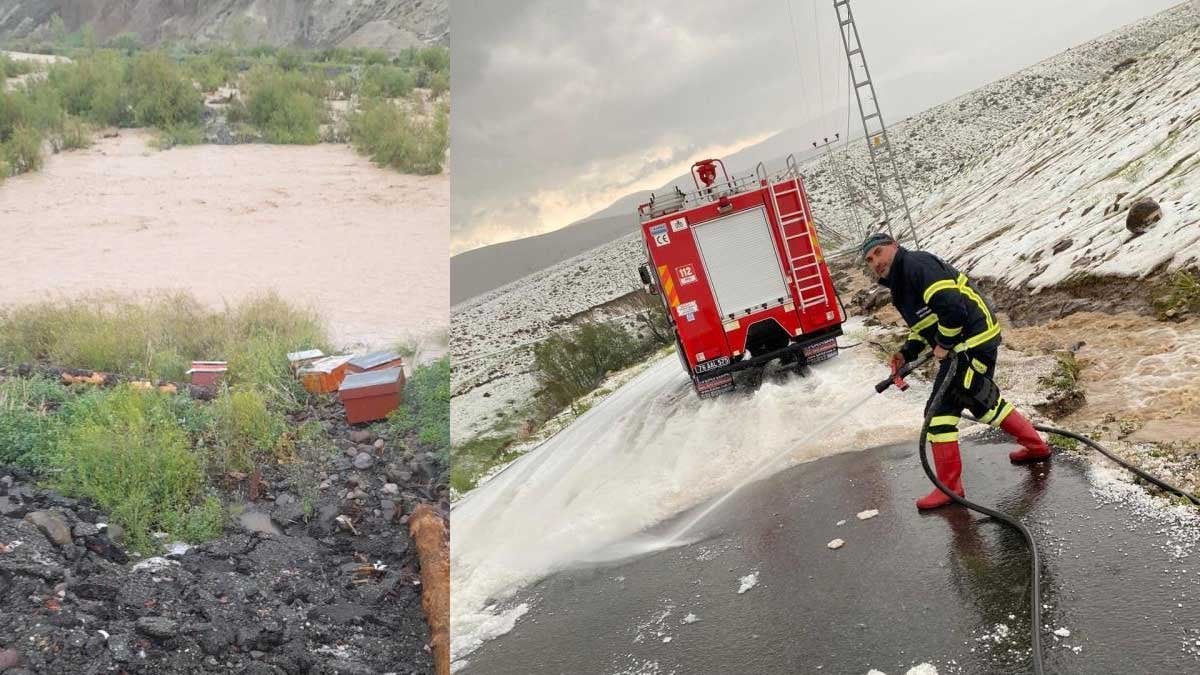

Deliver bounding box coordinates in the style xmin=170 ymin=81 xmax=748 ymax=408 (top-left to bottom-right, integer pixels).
xmin=1125 ymin=196 xmax=1161 ymax=236
xmin=827 ymin=538 xmax=845 ymax=550
xmin=136 ymin=616 xmax=179 ymax=641
xmin=105 ymin=523 xmax=125 ymax=546
xmin=24 ymin=511 xmax=72 ymax=547
xmin=381 ymin=483 xmax=400 ymax=496
xmin=353 ymin=452 xmax=375 ymax=470
xmin=73 ymin=522 xmax=101 ymax=538
xmin=349 ymin=430 xmax=374 ymax=444
xmin=373 ymin=438 xmax=386 ymax=451
xmin=856 ymin=509 xmax=879 ymax=520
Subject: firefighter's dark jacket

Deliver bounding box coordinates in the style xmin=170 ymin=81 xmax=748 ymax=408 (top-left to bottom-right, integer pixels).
xmin=877 ymin=246 xmax=1001 ymax=362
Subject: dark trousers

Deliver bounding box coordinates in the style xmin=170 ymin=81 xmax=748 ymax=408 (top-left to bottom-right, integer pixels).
xmin=925 ymin=343 xmax=1014 ymax=443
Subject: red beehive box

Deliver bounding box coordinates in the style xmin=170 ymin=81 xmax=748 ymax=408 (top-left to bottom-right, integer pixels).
xmin=187 ymin=361 xmax=227 ymax=387
xmin=339 ymin=367 xmax=405 ymax=424
xmin=346 ymin=350 xmax=404 ymax=374
xmin=299 ymin=354 xmax=353 ymax=394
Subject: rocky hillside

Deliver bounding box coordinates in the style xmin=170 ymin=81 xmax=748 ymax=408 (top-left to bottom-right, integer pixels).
xmin=0 ymin=0 xmax=447 ymax=51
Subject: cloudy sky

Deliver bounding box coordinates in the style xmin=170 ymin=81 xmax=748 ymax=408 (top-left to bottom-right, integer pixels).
xmin=451 ymin=0 xmax=1181 ymax=254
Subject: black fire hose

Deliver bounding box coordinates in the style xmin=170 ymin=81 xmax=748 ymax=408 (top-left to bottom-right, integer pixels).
xmin=875 ymin=353 xmax=1200 ymax=675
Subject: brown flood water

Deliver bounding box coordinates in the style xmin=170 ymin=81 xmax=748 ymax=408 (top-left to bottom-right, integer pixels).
xmin=0 ymin=130 xmax=448 ymax=351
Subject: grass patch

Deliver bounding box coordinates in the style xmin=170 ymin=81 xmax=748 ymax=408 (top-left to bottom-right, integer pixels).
xmin=151 ymin=122 xmax=204 ymax=149
xmin=1048 ymin=432 xmax=1081 ymax=451
xmin=450 ymin=434 xmax=520 ymax=495
xmin=205 ymin=386 xmax=289 ymax=475
xmin=1153 ymin=269 xmax=1200 ymax=319
xmin=348 ymin=99 xmax=447 ymax=174
xmin=0 ymin=376 xmax=69 ymax=466
xmin=58 ymin=115 xmax=93 ymax=150
xmin=387 ymin=357 xmax=449 ymax=466
xmin=0 ymin=291 xmax=330 ymax=388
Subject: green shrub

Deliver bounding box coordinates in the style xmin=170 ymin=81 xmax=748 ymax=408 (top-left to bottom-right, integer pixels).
xmin=242 ymin=67 xmax=323 ymax=144
xmin=3 ymin=126 xmax=43 ymax=174
xmin=0 ymin=376 xmax=68 ymax=466
xmin=360 ymin=65 xmax=413 ymax=99
xmin=532 ymin=322 xmax=639 ymax=410
xmin=429 ymin=70 xmax=449 ymax=99
xmin=46 ymin=51 xmax=128 ymax=126
xmin=348 ymin=99 xmax=447 ymax=174
xmin=52 ymin=387 xmax=206 ymax=552
xmin=128 ymin=51 xmax=203 ymax=128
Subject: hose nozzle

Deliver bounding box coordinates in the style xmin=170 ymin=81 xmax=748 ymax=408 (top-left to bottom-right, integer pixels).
xmin=874 ymin=354 xmax=931 ymax=393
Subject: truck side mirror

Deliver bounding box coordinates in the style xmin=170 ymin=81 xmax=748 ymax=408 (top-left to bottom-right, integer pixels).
xmin=638 ymin=263 xmax=657 ymax=294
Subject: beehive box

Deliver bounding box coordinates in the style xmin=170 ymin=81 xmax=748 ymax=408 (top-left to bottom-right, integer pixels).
xmin=299 ymin=354 xmax=353 ymax=394
xmin=287 ymin=348 xmax=325 ymax=372
xmin=187 ymin=361 xmax=227 ymax=387
xmin=346 ymin=350 xmax=404 ymax=374
xmin=338 ymin=367 xmax=405 ymax=424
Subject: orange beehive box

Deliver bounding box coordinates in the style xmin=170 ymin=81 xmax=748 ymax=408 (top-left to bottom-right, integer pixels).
xmin=339 ymin=367 xmax=405 ymax=424
xmin=187 ymin=361 xmax=227 ymax=387
xmin=346 ymin=350 xmax=404 ymax=374
xmin=299 ymin=354 xmax=353 ymax=394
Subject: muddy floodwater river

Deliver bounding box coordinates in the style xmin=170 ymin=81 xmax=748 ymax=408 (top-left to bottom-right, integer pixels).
xmin=0 ymin=130 xmax=448 ymax=349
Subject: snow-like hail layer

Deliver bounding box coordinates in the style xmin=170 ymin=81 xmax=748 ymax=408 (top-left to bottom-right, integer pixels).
xmin=449 ymin=338 xmax=927 ymax=664
xmin=916 ymin=25 xmax=1200 ymax=289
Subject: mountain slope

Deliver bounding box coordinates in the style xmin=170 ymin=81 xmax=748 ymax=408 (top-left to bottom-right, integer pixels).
xmin=0 ymin=0 xmax=448 ymax=50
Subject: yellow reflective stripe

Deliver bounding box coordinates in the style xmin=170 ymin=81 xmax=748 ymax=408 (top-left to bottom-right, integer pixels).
xmin=931 ymin=415 xmax=960 ymax=427
xmin=928 ymin=431 xmax=960 ymax=443
xmin=971 ymin=358 xmax=987 ymax=373
xmin=923 ymin=279 xmax=958 ymax=303
xmin=979 ymin=400 xmax=1005 ymax=424
xmin=957 ymin=273 xmax=996 ymax=331
xmin=964 ymin=369 xmax=975 ymax=388
xmin=992 ymin=402 xmax=1015 ymax=426
xmin=963 ymin=323 xmax=1002 ymax=349
xmin=908 ymin=312 xmax=938 ymax=343
xmin=938 ymin=324 xmax=962 ymax=337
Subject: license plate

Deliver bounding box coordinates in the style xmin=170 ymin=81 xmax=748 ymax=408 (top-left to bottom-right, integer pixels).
xmin=803 ymin=338 xmax=838 ymax=363
xmin=694 ymin=355 xmax=731 ymax=374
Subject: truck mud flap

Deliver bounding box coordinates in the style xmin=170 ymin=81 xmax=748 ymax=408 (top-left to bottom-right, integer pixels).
xmin=694 ymin=371 xmax=735 ymax=399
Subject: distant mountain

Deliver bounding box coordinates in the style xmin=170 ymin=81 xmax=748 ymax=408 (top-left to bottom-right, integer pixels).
xmin=0 ymin=0 xmax=447 ymax=51
xmin=451 ymin=213 xmax=636 ymax=305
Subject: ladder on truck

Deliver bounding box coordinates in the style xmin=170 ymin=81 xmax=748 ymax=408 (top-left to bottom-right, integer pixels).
xmin=768 ymin=177 xmax=829 ymax=311
xmin=833 ymin=0 xmax=921 ymax=248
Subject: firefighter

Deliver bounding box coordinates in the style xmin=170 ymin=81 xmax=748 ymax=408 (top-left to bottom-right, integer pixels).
xmin=860 ymin=232 xmax=1051 ymax=510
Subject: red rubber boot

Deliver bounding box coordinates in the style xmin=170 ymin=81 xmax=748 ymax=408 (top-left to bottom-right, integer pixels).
xmin=1001 ymin=409 xmax=1052 ymax=463
xmin=916 ymin=441 xmax=965 ymax=510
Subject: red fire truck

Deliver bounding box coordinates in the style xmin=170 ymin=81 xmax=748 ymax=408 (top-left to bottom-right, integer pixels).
xmin=637 ymin=156 xmax=845 ymax=398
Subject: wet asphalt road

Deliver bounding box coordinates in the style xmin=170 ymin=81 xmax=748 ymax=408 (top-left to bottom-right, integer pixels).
xmin=462 ymin=438 xmax=1200 ymax=674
